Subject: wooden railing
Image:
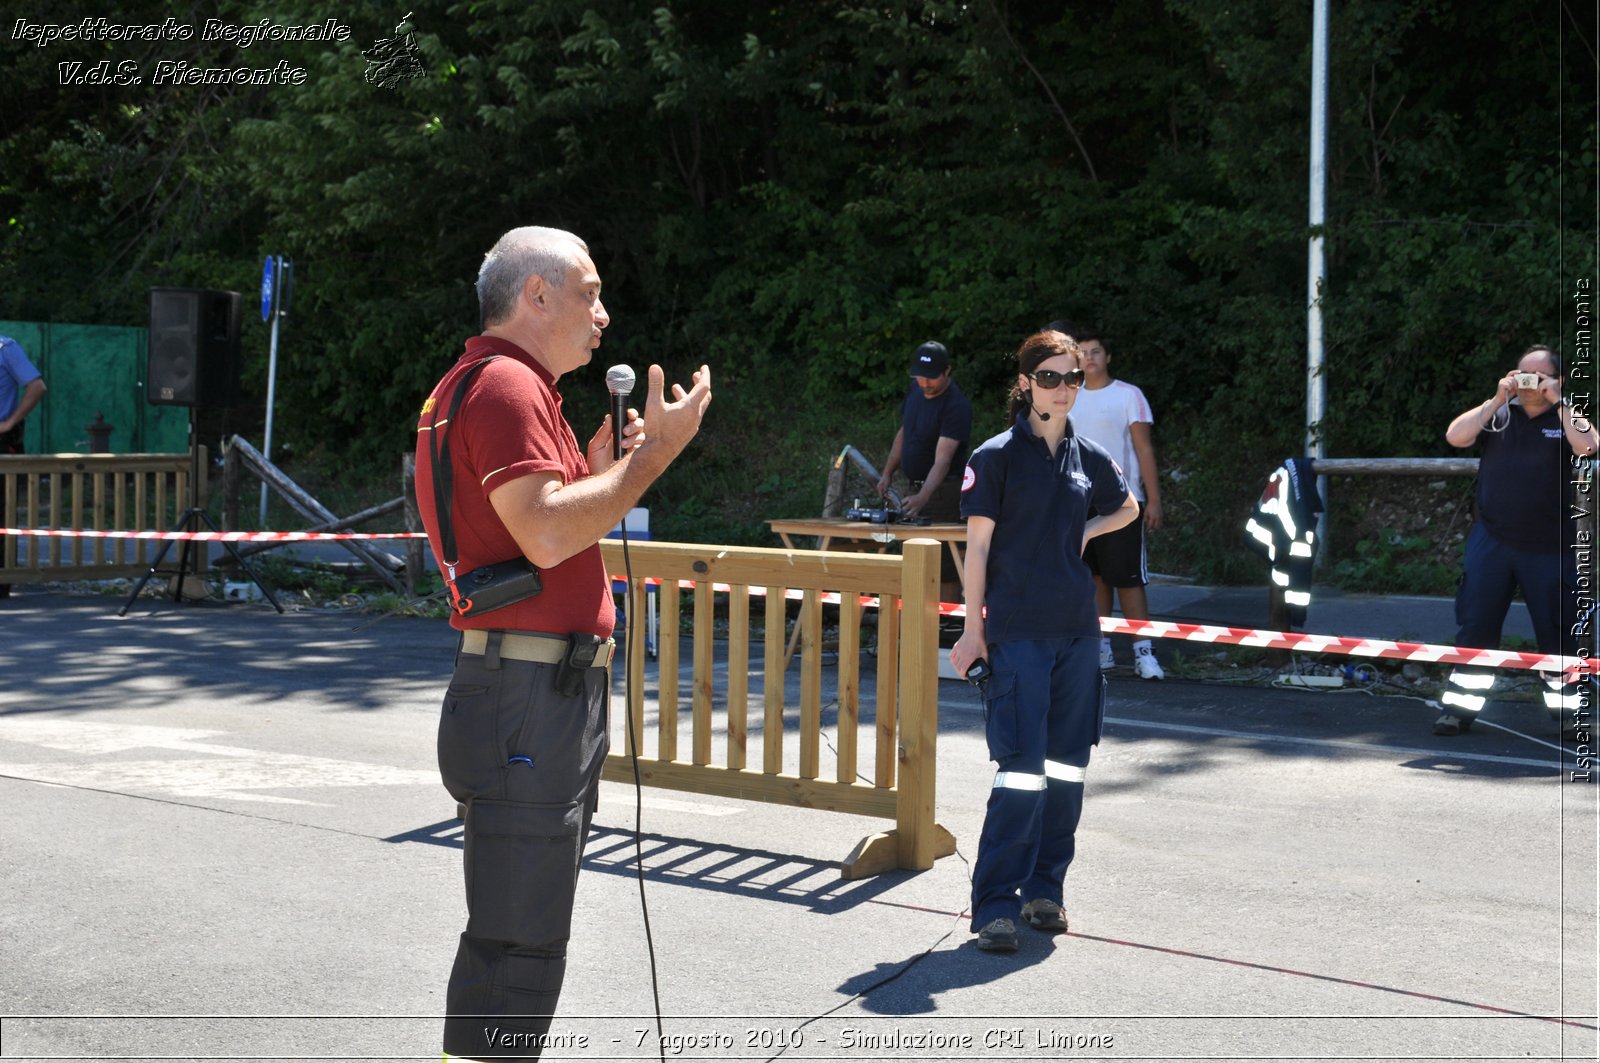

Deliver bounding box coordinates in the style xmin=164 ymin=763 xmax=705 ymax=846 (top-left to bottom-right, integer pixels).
xmin=599 ymin=538 xmax=954 ymax=878
xmin=0 ymin=450 xmax=203 ymax=582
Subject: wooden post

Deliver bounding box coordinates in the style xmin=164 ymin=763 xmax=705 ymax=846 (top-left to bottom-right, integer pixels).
xmin=692 ymin=579 xmax=714 ymax=766
xmin=726 ymin=586 xmax=751 ymax=770
xmin=1 ymin=462 xmax=14 ymax=572
xmin=822 ymin=456 xmax=845 ymax=518
xmin=194 ymin=445 xmax=208 ymax=574
xmin=222 ymin=441 xmax=241 ymax=530
xmin=658 ymin=583 xmax=681 ymax=761
xmin=763 ymin=589 xmax=786 ymax=775
xmin=841 ymin=539 xmax=955 ymax=878
xmin=894 ymin=538 xmax=942 ymax=871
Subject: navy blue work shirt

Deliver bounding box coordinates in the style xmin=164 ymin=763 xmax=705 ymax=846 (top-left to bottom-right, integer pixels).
xmin=960 ymin=415 xmax=1129 ymax=643
xmin=1477 ymin=402 xmax=1573 ymax=553
xmin=900 ymin=380 xmax=972 ymax=483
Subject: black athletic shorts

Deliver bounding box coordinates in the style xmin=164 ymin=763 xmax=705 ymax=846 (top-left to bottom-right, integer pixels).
xmin=1083 ymin=501 xmax=1147 ymax=588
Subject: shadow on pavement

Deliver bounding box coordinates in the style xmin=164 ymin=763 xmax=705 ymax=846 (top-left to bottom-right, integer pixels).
xmin=837 ymin=934 xmax=1053 ymax=1015
xmin=383 ymin=820 xmax=912 ymax=913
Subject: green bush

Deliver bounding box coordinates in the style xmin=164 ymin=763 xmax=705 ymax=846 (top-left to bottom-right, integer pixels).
xmin=2 ymin=2 xmax=1591 ymax=585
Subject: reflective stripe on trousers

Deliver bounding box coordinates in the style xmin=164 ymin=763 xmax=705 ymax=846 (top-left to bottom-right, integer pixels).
xmin=994 ymin=761 xmax=1087 ymax=790
xmin=1444 ymin=668 xmax=1591 ymax=717
xmin=1542 ymin=671 xmax=1589 ymax=713
xmin=1440 ymin=668 xmax=1494 ymax=717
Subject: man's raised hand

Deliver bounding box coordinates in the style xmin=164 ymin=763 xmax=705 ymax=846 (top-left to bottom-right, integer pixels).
xmin=638 ymin=364 xmax=712 ymax=469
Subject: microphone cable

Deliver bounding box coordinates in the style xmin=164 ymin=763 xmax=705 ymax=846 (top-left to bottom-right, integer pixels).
xmin=603 ymin=363 xmax=666 ymax=1059
xmin=617 ymin=520 xmax=669 ymax=1063
xmin=751 ymin=706 xmax=975 ymax=1063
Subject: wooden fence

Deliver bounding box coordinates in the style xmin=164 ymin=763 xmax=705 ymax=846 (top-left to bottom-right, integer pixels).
xmin=0 ymin=450 xmax=203 ymax=582
xmin=0 ymin=456 xmax=991 ymax=881
xmin=599 ymin=537 xmax=954 ymax=879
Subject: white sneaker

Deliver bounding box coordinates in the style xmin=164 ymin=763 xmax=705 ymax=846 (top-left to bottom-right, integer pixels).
xmin=1099 ymin=641 xmax=1115 ymax=670
xmin=1134 ymin=648 xmax=1165 ymax=680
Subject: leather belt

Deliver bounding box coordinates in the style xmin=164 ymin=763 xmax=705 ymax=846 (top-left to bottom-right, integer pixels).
xmin=459 ymin=629 xmax=615 ymax=668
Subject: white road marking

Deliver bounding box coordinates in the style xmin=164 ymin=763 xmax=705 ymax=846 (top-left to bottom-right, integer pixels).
xmin=0 ymin=718 xmax=437 ymax=804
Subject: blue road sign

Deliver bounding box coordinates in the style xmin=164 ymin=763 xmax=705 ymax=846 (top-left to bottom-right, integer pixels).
xmin=261 ymin=255 xmax=278 ymax=322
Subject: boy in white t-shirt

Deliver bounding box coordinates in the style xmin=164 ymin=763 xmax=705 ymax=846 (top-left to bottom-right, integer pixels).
xmin=1048 ymin=321 xmax=1166 ymax=679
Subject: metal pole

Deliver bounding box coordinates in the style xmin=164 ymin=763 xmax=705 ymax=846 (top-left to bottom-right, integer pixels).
xmin=259 ymin=255 xmax=281 ymax=529
xmin=1307 ymin=0 xmax=1330 ymax=552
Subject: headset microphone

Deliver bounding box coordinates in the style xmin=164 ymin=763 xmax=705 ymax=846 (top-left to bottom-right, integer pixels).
xmin=605 ymin=364 xmax=636 ymax=460
xmin=1025 ymin=386 xmax=1050 ymax=422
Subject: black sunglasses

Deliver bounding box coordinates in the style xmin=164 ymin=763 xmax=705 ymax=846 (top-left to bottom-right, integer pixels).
xmin=1028 ymin=368 xmax=1085 ymax=390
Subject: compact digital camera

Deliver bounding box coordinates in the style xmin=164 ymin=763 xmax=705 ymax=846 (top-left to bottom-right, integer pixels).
xmin=1515 ymin=372 xmax=1541 ymax=389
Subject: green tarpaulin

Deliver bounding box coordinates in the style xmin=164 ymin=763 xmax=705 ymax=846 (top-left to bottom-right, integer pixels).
xmin=0 ymin=320 xmax=188 ymax=453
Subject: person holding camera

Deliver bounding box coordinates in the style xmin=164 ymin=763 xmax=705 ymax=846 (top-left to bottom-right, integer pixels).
xmin=414 ymin=226 xmax=711 ymax=1061
xmin=949 ymin=330 xmax=1139 ymax=952
xmin=876 ymin=340 xmax=972 ymax=601
xmin=1435 ymin=344 xmax=1596 ymax=737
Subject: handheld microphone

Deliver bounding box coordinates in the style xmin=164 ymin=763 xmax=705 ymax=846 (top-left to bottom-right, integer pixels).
xmin=605 ymin=364 xmax=636 ymax=460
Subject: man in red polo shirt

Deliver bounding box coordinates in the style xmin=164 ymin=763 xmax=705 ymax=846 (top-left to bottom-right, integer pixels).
xmin=415 ymin=225 xmax=711 ymax=1062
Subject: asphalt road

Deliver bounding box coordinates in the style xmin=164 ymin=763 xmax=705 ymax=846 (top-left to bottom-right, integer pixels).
xmin=0 ymin=591 xmax=1594 ymax=1062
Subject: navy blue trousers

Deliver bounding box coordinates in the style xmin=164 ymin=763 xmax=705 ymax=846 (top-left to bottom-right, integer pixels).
xmin=1454 ymin=522 xmax=1576 ymax=656
xmin=970 ymin=636 xmax=1103 ymax=930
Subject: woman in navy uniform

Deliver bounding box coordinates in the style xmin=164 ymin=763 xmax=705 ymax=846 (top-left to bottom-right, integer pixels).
xmin=950 ymin=330 xmax=1139 ymax=952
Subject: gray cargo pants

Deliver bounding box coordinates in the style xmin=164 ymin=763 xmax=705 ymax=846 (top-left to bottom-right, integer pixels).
xmin=437 ymin=631 xmax=610 ymax=1062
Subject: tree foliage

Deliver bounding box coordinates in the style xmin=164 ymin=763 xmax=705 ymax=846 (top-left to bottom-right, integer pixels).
xmin=1 ymin=2 xmax=1593 ymax=576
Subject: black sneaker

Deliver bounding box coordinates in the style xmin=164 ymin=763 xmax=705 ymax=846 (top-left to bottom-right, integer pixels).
xmin=975 ymin=918 xmax=1019 ymax=952
xmin=1021 ymin=898 xmax=1069 ymax=933
xmin=1433 ymin=713 xmax=1474 ymax=736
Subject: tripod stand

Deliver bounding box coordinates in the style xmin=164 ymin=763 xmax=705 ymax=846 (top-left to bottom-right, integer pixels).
xmin=119 ymin=415 xmax=283 ymax=616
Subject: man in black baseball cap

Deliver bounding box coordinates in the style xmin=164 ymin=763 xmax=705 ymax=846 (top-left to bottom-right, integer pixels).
xmin=909 ymin=340 xmax=950 ymax=377
xmin=876 ymin=340 xmax=972 ymax=600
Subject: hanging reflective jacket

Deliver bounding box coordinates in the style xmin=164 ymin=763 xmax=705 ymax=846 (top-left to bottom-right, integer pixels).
xmin=1244 ymin=457 xmax=1324 ymax=626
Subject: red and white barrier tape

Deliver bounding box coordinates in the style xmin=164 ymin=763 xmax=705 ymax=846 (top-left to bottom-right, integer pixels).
xmin=1 ymin=527 xmax=425 ymax=542
xmin=612 ymin=576 xmax=1594 ymax=677
xmin=5 ymin=527 xmax=1586 ymax=676
xmin=1097 ymin=615 xmax=1593 ymax=677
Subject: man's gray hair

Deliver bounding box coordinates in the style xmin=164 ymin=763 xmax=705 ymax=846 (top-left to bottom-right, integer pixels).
xmin=477 ymin=226 xmax=589 ymax=326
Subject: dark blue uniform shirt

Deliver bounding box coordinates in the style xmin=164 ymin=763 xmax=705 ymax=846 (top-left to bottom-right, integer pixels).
xmin=1477 ymin=402 xmax=1572 ymax=553
xmin=960 ymin=415 xmax=1128 ymax=643
xmin=900 ymin=381 xmax=972 ymax=483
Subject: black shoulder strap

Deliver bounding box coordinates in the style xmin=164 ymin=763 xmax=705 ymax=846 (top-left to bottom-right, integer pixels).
xmin=428 ymin=355 xmax=502 ymax=579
